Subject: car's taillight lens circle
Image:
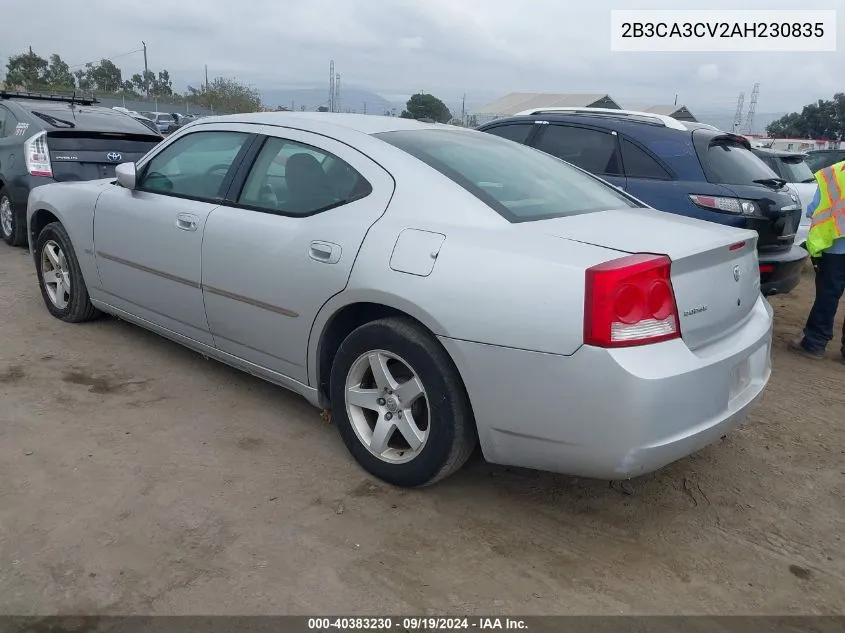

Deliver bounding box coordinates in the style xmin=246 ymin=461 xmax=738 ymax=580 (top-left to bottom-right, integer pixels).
xmin=647 ymin=280 xmax=673 ymax=319
xmin=613 ymin=283 xmax=642 ymax=324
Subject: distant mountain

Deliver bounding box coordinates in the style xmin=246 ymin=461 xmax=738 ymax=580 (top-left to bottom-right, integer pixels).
xmin=259 ymin=86 xmax=400 ymax=114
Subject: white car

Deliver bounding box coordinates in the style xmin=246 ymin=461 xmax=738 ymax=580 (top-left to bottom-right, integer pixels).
xmin=26 ymin=113 xmax=773 ymax=487
xmin=752 ymin=148 xmax=817 ymax=247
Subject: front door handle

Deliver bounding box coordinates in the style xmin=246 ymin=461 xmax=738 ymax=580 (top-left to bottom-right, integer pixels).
xmin=176 ymin=213 xmax=199 ymax=232
xmin=309 ymin=240 xmax=342 ymax=264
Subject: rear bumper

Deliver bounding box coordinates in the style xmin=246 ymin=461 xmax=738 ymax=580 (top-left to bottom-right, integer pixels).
xmin=438 ymin=295 xmax=773 ymax=480
xmin=759 ymin=245 xmax=808 ymax=295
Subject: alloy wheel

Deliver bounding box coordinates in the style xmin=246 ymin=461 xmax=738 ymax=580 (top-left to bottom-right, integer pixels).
xmin=0 ymin=196 xmax=12 ymax=238
xmin=41 ymin=240 xmax=71 ymax=310
xmin=344 ymin=349 xmax=430 ymax=464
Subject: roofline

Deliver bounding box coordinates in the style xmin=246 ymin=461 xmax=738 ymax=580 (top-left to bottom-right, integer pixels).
xmin=510 ymin=106 xmax=689 ymax=131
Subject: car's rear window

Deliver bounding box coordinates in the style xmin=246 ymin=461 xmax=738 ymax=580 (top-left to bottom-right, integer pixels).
xmin=375 ymin=129 xmax=639 ymax=222
xmin=777 ymin=157 xmax=814 ymax=183
xmin=698 ymin=137 xmax=780 ymax=186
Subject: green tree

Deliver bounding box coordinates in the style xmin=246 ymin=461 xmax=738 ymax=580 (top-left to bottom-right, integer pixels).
xmin=151 ymin=69 xmax=173 ymax=97
xmin=87 ymin=59 xmax=123 ymax=93
xmin=400 ymin=93 xmax=451 ymax=123
xmin=5 ymin=48 xmax=49 ymax=90
xmin=186 ymin=77 xmax=261 ymax=113
xmin=73 ymin=65 xmax=93 ymax=91
xmin=43 ymin=54 xmax=75 ymax=90
xmin=766 ymin=94 xmax=845 ymax=140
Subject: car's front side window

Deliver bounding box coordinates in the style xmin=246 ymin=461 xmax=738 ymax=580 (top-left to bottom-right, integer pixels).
xmin=138 ymin=131 xmax=251 ymax=201
xmin=236 ymin=136 xmax=372 ymax=216
xmin=533 ymin=124 xmax=623 ymax=176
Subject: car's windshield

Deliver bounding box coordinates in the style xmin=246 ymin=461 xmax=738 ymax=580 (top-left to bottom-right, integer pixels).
xmin=376 ymin=129 xmax=639 ymax=222
xmin=778 ymin=157 xmax=815 ymax=183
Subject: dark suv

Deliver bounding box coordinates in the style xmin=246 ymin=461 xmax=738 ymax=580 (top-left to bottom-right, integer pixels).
xmin=477 ymin=108 xmax=807 ymax=296
xmin=0 ymin=91 xmax=162 ymax=246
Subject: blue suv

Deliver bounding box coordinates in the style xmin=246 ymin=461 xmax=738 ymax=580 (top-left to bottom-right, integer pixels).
xmin=477 ymin=108 xmax=807 ymax=296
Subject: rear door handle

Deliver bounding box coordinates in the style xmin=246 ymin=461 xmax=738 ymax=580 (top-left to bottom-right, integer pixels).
xmin=309 ymin=240 xmax=342 ymax=264
xmin=176 ymin=213 xmax=199 ymax=232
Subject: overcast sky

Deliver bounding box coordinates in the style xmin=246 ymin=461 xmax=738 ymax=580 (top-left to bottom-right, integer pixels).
xmin=1 ymin=0 xmax=840 ymax=118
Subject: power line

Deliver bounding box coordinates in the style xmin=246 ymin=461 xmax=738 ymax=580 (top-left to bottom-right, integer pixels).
xmin=68 ymin=47 xmax=144 ymax=69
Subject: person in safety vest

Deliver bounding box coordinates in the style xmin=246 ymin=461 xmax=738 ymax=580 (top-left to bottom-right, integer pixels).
xmin=789 ymin=159 xmax=845 ymax=362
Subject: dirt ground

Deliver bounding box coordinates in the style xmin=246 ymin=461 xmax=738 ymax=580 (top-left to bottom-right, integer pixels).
xmin=0 ymin=242 xmax=843 ymax=616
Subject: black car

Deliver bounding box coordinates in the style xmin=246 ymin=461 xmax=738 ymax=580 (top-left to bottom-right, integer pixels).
xmin=805 ymin=148 xmax=845 ymax=173
xmin=478 ymin=108 xmax=807 ymax=296
xmin=0 ymin=91 xmax=162 ymax=246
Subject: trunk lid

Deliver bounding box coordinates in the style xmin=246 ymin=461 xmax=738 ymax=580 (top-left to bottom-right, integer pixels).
xmin=520 ymin=207 xmax=761 ymax=350
xmin=46 ymin=132 xmax=161 ymax=182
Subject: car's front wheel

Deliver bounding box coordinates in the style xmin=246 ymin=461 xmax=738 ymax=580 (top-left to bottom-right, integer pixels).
xmin=330 ymin=317 xmax=477 ymax=487
xmin=34 ymin=222 xmax=100 ymax=323
xmin=0 ymin=187 xmax=26 ymax=247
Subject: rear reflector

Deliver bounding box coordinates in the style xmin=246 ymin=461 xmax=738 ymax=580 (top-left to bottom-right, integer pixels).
xmin=584 ymin=254 xmax=680 ymax=348
xmin=759 ymin=265 xmax=774 ymax=274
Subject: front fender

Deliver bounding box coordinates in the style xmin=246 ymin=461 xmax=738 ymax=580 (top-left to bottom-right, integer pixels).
xmin=27 ymin=181 xmax=111 ymax=292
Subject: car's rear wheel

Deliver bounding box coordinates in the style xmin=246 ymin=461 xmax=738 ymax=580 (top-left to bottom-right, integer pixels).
xmin=0 ymin=188 xmax=26 ymax=247
xmin=34 ymin=222 xmax=100 ymax=323
xmin=329 ymin=317 xmax=477 ymax=487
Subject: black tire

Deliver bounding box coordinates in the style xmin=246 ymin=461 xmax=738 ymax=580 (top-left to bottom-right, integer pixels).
xmin=0 ymin=187 xmax=27 ymax=247
xmin=34 ymin=222 xmax=100 ymax=323
xmin=330 ymin=317 xmax=477 ymax=488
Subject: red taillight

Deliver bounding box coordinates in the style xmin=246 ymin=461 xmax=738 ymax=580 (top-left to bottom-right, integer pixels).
xmin=729 ymin=241 xmax=746 ymax=251
xmin=584 ymin=254 xmax=680 ymax=348
xmin=759 ymin=264 xmax=774 ymax=274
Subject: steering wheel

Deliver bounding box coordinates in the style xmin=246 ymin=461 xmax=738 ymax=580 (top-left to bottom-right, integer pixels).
xmin=204 ymin=164 xmax=231 ymax=179
xmin=144 ymin=171 xmax=173 ymax=192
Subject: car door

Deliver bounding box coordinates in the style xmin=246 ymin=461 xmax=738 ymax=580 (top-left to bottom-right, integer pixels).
xmin=93 ymin=125 xmax=257 ymax=346
xmin=201 ymin=126 xmax=395 ymax=384
xmin=0 ymin=105 xmax=20 ymax=179
xmin=530 ymin=123 xmax=627 ymax=190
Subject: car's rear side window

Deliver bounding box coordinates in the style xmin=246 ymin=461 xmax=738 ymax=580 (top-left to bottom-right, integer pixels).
xmin=621 ymin=139 xmax=672 ymax=180
xmin=376 ymin=129 xmax=639 ymax=223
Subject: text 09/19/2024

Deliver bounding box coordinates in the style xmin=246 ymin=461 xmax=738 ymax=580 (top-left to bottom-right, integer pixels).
xmin=610 ymin=9 xmax=837 ymax=52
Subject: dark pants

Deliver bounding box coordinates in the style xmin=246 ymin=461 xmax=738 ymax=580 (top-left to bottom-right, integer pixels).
xmin=802 ymin=253 xmax=845 ymax=355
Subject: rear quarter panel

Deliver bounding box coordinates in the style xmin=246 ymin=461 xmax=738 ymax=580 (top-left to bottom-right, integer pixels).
xmin=307 ymin=164 xmax=620 ymax=387
xmin=27 ymin=180 xmax=111 ymax=292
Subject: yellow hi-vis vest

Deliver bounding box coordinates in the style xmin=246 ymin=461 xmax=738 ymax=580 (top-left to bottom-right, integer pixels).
xmin=806 ymin=159 xmax=845 ymax=258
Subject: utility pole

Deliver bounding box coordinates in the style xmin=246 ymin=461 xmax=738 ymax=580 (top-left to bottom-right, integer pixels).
xmin=328 ymin=60 xmax=335 ymax=112
xmin=674 ymin=93 xmax=678 ymax=106
xmin=204 ymin=64 xmax=208 ymax=91
xmin=363 ymin=101 xmax=367 ymax=114
xmin=743 ymin=83 xmax=760 ymax=135
xmin=461 ymin=93 xmax=466 ymax=126
xmin=731 ymin=92 xmax=745 ymax=134
xmin=142 ymin=41 xmax=149 ymax=99
xmin=335 ymin=74 xmax=341 ymax=112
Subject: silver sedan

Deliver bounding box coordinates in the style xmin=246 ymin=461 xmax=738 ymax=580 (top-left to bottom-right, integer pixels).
xmin=26 ymin=113 xmax=773 ymax=487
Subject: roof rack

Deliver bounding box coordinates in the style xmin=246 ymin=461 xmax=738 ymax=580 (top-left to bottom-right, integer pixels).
xmin=0 ymin=90 xmax=98 ymax=105
xmin=513 ymin=106 xmax=689 ymax=131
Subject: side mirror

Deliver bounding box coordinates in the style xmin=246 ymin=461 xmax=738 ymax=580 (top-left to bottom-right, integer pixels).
xmin=115 ymin=162 xmax=137 ymax=189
